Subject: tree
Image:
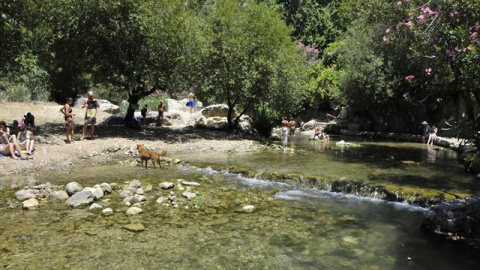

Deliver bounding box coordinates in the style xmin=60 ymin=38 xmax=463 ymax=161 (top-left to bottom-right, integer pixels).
xmin=198 ymin=0 xmax=308 ymax=131
xmin=37 ymin=0 xmax=200 ymax=122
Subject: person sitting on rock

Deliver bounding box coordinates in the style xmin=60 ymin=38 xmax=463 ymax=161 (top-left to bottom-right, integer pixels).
xmin=313 ymin=125 xmax=329 ymax=141
xmin=426 ymin=124 xmax=438 ymax=145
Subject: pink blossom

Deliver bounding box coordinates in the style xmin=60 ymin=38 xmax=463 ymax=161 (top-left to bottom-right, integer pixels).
xmin=467 ymin=46 xmax=473 ymax=51
xmin=296 ymin=42 xmax=305 ymax=49
xmin=396 ymin=24 xmax=402 ymax=30
xmin=405 ymin=75 xmax=415 ymax=82
xmin=403 ymin=92 xmax=409 ymax=98
xmin=405 ymin=21 xmax=413 ymax=28
xmin=446 ymin=50 xmax=455 ymax=56
xmin=383 ymin=36 xmax=388 ymax=42
xmin=417 ymin=15 xmax=426 ymax=24
xmin=386 ymin=28 xmax=391 ymax=34
xmin=425 ymin=68 xmax=432 ymax=74
xmin=397 ymin=1 xmax=402 ymax=6
xmin=406 ymin=0 xmax=411 ymax=2
xmin=471 ymin=32 xmax=478 ymax=40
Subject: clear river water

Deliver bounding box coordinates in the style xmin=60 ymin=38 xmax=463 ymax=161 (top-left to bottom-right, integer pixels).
xmin=1 ymin=135 xmax=479 ymax=269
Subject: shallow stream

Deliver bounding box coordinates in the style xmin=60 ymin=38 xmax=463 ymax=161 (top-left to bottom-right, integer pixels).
xmin=1 ymin=135 xmax=479 ymax=269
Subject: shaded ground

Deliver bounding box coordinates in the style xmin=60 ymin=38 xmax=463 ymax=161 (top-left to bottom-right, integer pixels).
xmin=0 ymin=102 xmax=260 ymax=177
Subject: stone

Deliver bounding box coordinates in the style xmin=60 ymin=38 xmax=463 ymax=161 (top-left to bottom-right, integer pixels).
xmin=182 ymin=181 xmax=200 ymax=187
xmin=135 ymin=187 xmax=144 ymax=195
xmin=83 ymin=186 xmax=104 ymax=200
xmin=89 ymin=203 xmax=103 ymax=211
xmin=156 ymin=196 xmax=166 ymax=204
xmin=126 ymin=206 xmax=142 ymax=216
xmin=182 ymin=192 xmax=197 ymax=200
xmin=99 ymin=182 xmax=113 ymax=194
xmin=422 ymin=195 xmax=480 ymax=242
xmin=66 ymin=190 xmax=95 ymax=208
xmin=65 ymin=182 xmax=83 ymax=196
xmin=15 ymin=189 xmax=35 ymax=201
xmin=241 ymin=205 xmax=255 ymax=213
xmin=159 ymin=182 xmax=175 ymax=190
xmin=143 ymin=184 xmax=153 ymax=192
xmin=49 ymin=190 xmax=69 ymax=201
xmin=102 ymin=208 xmax=113 ymax=216
xmin=129 ymin=180 xmax=142 ymax=188
xmin=119 ymin=189 xmax=134 ymax=198
xmin=22 ymin=198 xmax=39 ymax=209
xmin=168 ymin=191 xmax=176 ymax=202
xmin=123 ymin=223 xmax=145 ymax=232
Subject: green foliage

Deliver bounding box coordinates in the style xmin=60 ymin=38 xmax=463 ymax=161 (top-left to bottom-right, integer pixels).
xmin=198 ymin=0 xmax=308 ymax=130
xmin=464 ymin=154 xmax=476 ymax=170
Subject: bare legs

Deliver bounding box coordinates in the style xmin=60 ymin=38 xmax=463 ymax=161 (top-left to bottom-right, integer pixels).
xmin=1 ymin=142 xmax=27 ymax=160
xmin=81 ymin=124 xmax=95 ymax=140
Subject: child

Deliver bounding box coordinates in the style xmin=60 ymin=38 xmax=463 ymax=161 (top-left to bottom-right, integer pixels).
xmin=17 ymin=126 xmax=35 ymax=155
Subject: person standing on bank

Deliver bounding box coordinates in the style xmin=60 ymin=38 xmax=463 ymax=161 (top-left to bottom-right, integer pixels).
xmin=187 ymin=92 xmax=196 ymax=113
xmin=81 ymin=91 xmax=99 ymax=140
xmin=156 ymin=102 xmax=165 ymax=126
xmin=60 ymin=97 xmax=75 ymax=143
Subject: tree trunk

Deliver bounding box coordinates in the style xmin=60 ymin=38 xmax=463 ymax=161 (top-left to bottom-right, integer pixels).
xmin=124 ymin=85 xmax=162 ymax=128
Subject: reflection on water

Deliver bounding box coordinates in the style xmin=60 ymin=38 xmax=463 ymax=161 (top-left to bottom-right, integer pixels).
xmin=1 ymin=137 xmax=480 ymax=269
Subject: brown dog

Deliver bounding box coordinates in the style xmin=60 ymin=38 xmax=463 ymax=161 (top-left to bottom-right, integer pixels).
xmin=137 ymin=144 xmax=167 ymax=168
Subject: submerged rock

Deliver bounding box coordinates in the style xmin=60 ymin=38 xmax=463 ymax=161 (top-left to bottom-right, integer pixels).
xmin=22 ymin=198 xmax=39 ymax=209
xmin=49 ymin=190 xmax=69 ymax=201
xmin=182 ymin=192 xmax=197 ymax=200
xmin=159 ymin=182 xmax=175 ymax=190
xmin=422 ymin=195 xmax=480 ymax=246
xmin=123 ymin=223 xmax=145 ymax=232
xmin=182 ymin=181 xmax=200 ymax=187
xmin=65 ymin=182 xmax=83 ymax=196
xmin=66 ymin=190 xmax=95 ymax=208
xmin=126 ymin=206 xmax=142 ymax=216
xmin=89 ymin=203 xmax=103 ymax=211
xmin=15 ymin=189 xmax=35 ymax=201
xmin=240 ymin=205 xmax=255 ymax=213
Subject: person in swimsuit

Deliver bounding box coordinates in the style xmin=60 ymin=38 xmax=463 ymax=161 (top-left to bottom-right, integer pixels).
xmin=0 ymin=141 xmax=28 ymax=160
xmin=156 ymin=102 xmax=165 ymax=126
xmin=427 ymin=124 xmax=438 ymax=145
xmin=60 ymin=97 xmax=75 ymax=143
xmin=81 ymin=91 xmax=99 ymax=140
xmin=17 ymin=126 xmax=35 ymax=155
xmin=0 ymin=121 xmax=18 ymax=144
xmin=187 ymin=92 xmax=196 ymax=113
xmin=289 ymin=119 xmax=296 ymax=136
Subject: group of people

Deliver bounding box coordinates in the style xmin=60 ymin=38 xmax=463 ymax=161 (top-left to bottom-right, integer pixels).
xmin=60 ymin=91 xmax=99 ymax=144
xmin=139 ymin=91 xmax=197 ymax=126
xmin=0 ymin=119 xmax=35 ymax=160
xmin=422 ymin=121 xmax=438 ymax=145
xmin=281 ymin=118 xmax=297 ymax=136
xmin=140 ymin=102 xmax=166 ymax=127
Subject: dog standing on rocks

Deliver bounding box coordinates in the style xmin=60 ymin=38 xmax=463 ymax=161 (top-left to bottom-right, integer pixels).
xmin=137 ymin=144 xmax=167 ymax=168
